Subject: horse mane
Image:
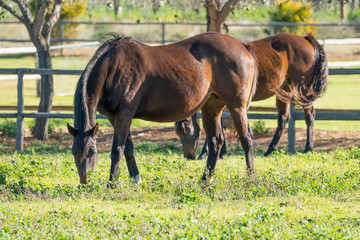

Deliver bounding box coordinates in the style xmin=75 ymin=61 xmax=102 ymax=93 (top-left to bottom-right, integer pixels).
xmin=74 ymin=33 xmax=125 ymax=130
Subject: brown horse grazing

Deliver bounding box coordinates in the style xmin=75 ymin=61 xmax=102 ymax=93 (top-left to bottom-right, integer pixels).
xmin=67 ymin=32 xmax=258 ymax=186
xmin=175 ymin=112 xmax=227 ymax=160
xmin=177 ymin=33 xmax=328 ymax=158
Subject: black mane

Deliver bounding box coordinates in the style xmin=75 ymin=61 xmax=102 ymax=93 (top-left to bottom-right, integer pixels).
xmin=73 ymin=34 xmax=124 ymax=130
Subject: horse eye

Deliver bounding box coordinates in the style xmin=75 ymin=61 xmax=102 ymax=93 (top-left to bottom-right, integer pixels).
xmin=87 ymin=146 xmax=97 ymax=158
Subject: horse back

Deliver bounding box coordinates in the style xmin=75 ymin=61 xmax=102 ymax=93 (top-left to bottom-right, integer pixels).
xmin=97 ymin=32 xmax=254 ymax=122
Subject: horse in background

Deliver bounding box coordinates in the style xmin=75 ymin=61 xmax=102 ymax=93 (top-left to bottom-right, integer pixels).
xmin=175 ymin=112 xmax=227 ymax=160
xmin=176 ymin=33 xmax=328 ymax=159
xmin=67 ymin=32 xmax=258 ymax=187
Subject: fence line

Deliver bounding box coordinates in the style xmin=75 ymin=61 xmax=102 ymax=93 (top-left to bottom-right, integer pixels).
xmin=2 ymin=20 xmax=360 ymax=45
xmin=0 ymin=68 xmax=359 ymax=151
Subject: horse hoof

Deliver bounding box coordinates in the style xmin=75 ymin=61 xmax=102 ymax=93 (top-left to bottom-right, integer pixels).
xmin=197 ymin=154 xmax=207 ymax=160
xmin=106 ymin=182 xmax=118 ymax=189
xmin=200 ymin=177 xmax=214 ymax=189
xmin=264 ymin=150 xmax=273 ymax=157
xmin=131 ymin=174 xmax=141 ymax=185
xmin=304 ymin=148 xmax=313 ymax=153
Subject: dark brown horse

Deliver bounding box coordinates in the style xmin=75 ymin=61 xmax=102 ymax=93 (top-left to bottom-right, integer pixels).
xmin=176 ymin=33 xmax=328 ymax=159
xmin=67 ymin=32 xmax=258 ymax=187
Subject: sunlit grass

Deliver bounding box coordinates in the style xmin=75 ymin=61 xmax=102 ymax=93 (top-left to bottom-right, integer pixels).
xmin=0 ymin=147 xmax=359 ymax=238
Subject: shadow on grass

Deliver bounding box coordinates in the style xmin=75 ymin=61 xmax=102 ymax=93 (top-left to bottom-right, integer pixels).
xmin=0 ymin=141 xmax=72 ymax=155
xmin=135 ymin=141 xmax=183 ymax=155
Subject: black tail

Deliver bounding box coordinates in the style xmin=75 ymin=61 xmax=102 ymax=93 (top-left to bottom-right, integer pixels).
xmin=294 ymin=35 xmax=329 ymax=107
xmin=305 ymin=34 xmax=329 ymax=97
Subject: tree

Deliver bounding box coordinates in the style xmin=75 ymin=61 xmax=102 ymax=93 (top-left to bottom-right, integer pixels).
xmin=204 ymin=0 xmax=241 ymax=33
xmin=340 ymin=0 xmax=346 ymax=22
xmin=0 ymin=0 xmax=63 ymax=140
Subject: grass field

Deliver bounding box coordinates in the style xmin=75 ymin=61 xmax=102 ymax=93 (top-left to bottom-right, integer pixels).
xmin=0 ymin=55 xmax=359 ymax=239
xmin=0 ymin=145 xmax=360 ymax=238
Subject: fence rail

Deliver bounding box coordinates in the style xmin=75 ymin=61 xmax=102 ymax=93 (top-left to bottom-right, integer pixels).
xmin=0 ymin=68 xmax=359 ymax=152
xmin=2 ymin=20 xmax=360 ymax=45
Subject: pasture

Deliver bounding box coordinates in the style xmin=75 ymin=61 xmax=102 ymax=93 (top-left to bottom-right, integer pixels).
xmin=0 ymin=51 xmax=360 ymax=238
xmin=0 ymin=145 xmax=360 ymax=238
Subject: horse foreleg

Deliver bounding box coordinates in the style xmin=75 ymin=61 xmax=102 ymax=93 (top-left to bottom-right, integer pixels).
xmin=219 ymin=117 xmax=227 ymax=158
xmin=200 ymin=96 xmax=225 ymax=188
xmin=264 ymin=99 xmax=290 ymax=156
xmin=108 ymin=113 xmax=132 ymax=186
xmin=229 ymin=107 xmax=254 ymax=176
xmin=304 ymin=105 xmax=315 ymax=153
xmin=198 ymin=138 xmax=209 ymax=160
xmin=198 ymin=117 xmax=226 ymax=160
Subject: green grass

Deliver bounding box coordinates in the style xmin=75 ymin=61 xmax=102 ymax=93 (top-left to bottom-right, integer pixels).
xmin=0 ymin=146 xmax=360 ymax=238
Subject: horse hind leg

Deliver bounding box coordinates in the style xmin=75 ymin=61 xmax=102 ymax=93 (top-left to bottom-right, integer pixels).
xmin=228 ymin=106 xmax=254 ymax=175
xmin=200 ymin=95 xmax=225 ymax=188
xmin=124 ymin=133 xmax=141 ymax=184
xmin=264 ymin=98 xmax=290 ymax=156
xmin=304 ymin=104 xmax=315 ymax=153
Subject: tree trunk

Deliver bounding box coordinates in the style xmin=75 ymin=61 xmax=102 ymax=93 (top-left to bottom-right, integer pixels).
xmin=206 ymin=0 xmax=222 ymax=33
xmin=206 ymin=7 xmax=222 ymax=32
xmin=33 ymin=48 xmax=54 ymax=140
xmin=340 ymin=0 xmax=346 ymax=22
xmin=114 ymin=0 xmax=120 ymax=16
xmin=205 ymin=0 xmax=240 ymax=34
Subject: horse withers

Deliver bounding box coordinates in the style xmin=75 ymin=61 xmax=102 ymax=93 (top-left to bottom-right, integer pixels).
xmin=67 ymin=32 xmax=257 ymax=187
xmin=177 ymin=33 xmax=329 ymax=159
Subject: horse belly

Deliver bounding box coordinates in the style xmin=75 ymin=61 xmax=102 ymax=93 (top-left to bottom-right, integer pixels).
xmin=135 ymin=79 xmax=211 ymax=122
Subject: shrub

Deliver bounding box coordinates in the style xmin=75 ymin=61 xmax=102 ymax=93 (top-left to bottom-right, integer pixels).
xmin=348 ymin=9 xmax=360 ymax=32
xmin=251 ymin=120 xmax=269 ymax=134
xmin=0 ymin=120 xmax=17 ymax=137
xmin=268 ymin=0 xmax=316 ymax=36
xmin=51 ymin=1 xmax=87 ymax=40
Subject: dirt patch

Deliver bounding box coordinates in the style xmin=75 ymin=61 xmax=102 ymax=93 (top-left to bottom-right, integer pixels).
xmin=1 ymin=126 xmax=359 ymax=153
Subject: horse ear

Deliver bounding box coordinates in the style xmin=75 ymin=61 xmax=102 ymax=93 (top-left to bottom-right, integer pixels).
xmin=67 ymin=123 xmax=78 ymax=136
xmin=91 ymin=122 xmax=99 ymax=137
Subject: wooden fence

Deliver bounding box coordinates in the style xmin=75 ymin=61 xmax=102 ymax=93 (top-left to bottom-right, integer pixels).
xmin=0 ymin=68 xmax=359 ymax=152
xmin=2 ymin=20 xmax=360 ymax=45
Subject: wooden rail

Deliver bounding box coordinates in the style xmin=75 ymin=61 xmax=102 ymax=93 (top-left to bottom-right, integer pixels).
xmin=0 ymin=68 xmax=359 ymax=152
xmin=2 ymin=20 xmax=360 ymax=45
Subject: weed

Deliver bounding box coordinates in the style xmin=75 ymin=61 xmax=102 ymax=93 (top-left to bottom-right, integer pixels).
xmin=0 ymin=119 xmax=17 ymax=137
xmin=252 ymin=120 xmax=269 ymax=134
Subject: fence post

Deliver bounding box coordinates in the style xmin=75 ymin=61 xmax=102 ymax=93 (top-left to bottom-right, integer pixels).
xmin=161 ymin=23 xmax=165 ymax=44
xmin=16 ymin=70 xmax=24 ymax=151
xmin=269 ymin=23 xmax=274 ymax=35
xmin=288 ymin=102 xmax=296 ymax=154
xmin=60 ymin=22 xmax=64 ymax=57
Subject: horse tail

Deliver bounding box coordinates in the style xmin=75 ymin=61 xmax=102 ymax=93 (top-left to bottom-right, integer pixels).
xmin=293 ymin=35 xmax=329 ymax=107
